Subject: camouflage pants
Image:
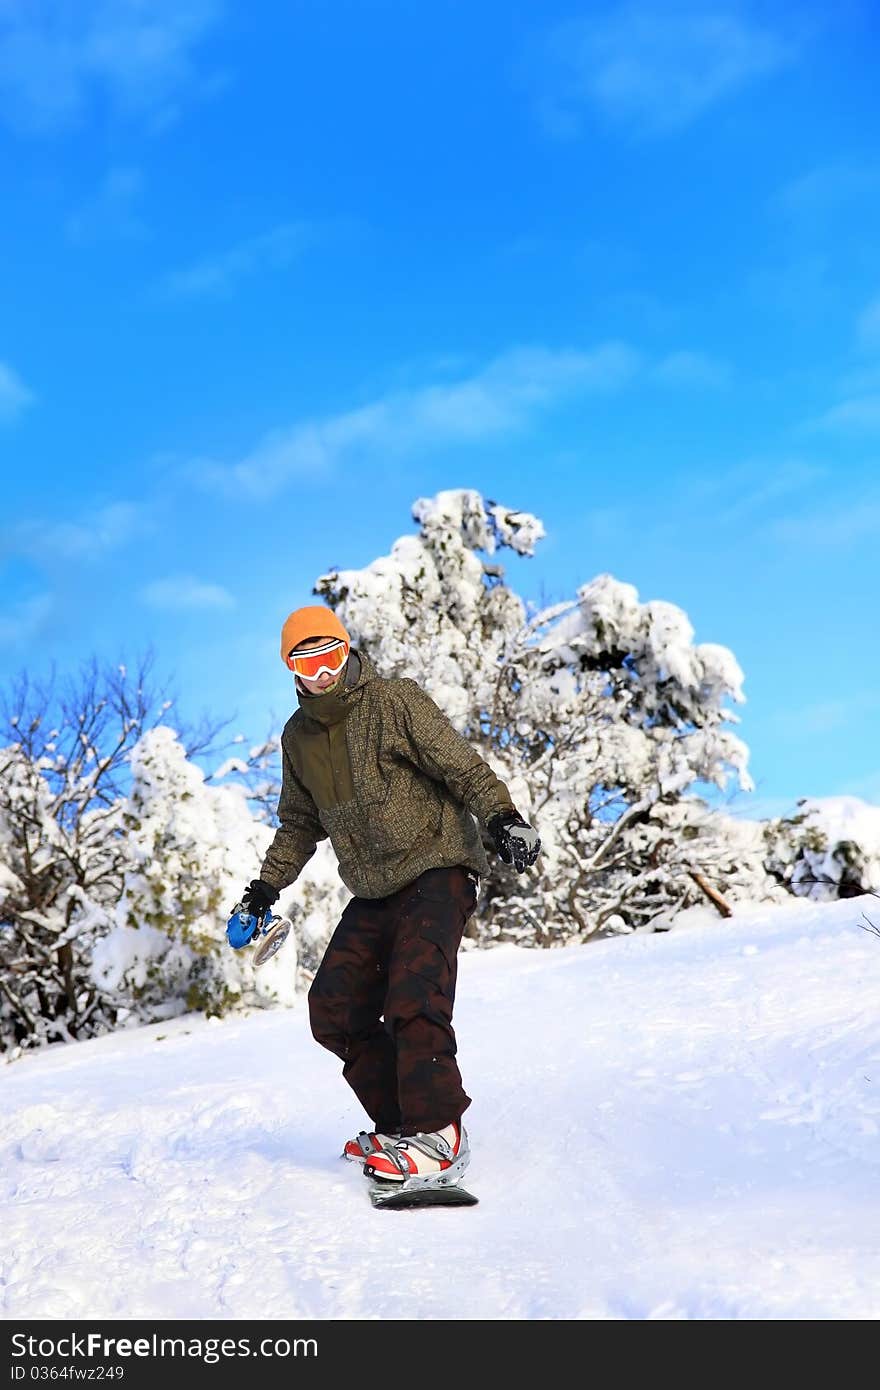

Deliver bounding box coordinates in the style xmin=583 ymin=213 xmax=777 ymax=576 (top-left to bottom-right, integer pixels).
xmin=307 ymin=865 xmax=478 ymax=1136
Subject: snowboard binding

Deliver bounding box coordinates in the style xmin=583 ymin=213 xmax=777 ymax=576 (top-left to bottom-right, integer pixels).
xmin=363 ymin=1129 xmax=476 ymax=1208
xmin=365 ymin=1150 xmax=478 ymax=1209
xmin=225 ymin=902 xmax=292 ymax=968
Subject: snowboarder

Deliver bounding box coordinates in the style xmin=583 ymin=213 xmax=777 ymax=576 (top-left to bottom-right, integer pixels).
xmin=234 ymin=604 xmax=540 ymax=1191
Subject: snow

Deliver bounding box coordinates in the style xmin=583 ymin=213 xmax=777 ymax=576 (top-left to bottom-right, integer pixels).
xmin=798 ymin=797 xmax=880 ymax=892
xmin=804 ymin=797 xmax=880 ymax=845
xmin=765 ymin=795 xmax=880 ymax=901
xmin=2 ymin=894 xmax=879 ymax=1321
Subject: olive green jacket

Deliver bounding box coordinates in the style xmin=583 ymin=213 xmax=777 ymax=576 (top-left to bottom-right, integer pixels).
xmin=259 ymin=649 xmax=516 ymax=899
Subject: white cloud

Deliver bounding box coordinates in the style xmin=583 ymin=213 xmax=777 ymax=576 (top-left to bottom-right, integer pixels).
xmin=710 ymin=461 xmax=826 ymax=524
xmin=857 ymin=297 xmax=880 ymax=350
xmin=581 ymin=505 xmax=631 ymax=544
xmin=66 ymin=165 xmax=146 ymax=244
xmin=7 ymin=501 xmax=151 ymax=559
xmin=769 ymin=694 xmax=880 ymax=738
xmin=810 ymin=396 xmax=880 ymax=434
xmin=773 ymin=163 xmax=880 ymax=223
xmin=140 ymin=576 xmax=235 ymax=610
xmin=763 ymin=166 xmax=880 ymax=317
xmin=538 ymin=3 xmax=796 ymax=137
xmin=0 ymin=1 xmax=223 ymax=134
xmin=765 ymin=496 xmax=880 ymax=546
xmin=653 ymin=350 xmax=730 ymax=387
xmin=726 ymin=792 xmax=804 ymax=823
xmin=842 ymin=768 xmax=880 ymax=803
xmin=809 ymin=299 xmax=880 ymax=423
xmin=192 ymin=342 xmax=641 ymax=498
xmin=0 ymin=360 xmax=34 ymax=421
xmin=593 ymin=458 xmax=835 ymax=551
xmin=158 ymin=223 xmax=313 ymax=298
xmin=0 ymin=593 xmax=53 ymax=646
xmin=838 ymin=363 xmax=880 ymax=395
xmin=747 ymin=253 xmax=835 ymax=324
xmin=685 ymin=463 xmax=878 ymax=547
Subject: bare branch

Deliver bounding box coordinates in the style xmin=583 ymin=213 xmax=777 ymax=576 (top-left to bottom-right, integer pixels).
xmin=688 ymin=870 xmax=734 ymax=919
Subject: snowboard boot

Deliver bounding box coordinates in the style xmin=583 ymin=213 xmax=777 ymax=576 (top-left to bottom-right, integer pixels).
xmin=342 ymin=1129 xmax=401 ymax=1162
xmin=363 ymin=1121 xmax=469 ymax=1186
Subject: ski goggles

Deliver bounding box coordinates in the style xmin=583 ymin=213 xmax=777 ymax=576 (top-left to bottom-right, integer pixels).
xmin=286 ymin=638 xmax=350 ymax=680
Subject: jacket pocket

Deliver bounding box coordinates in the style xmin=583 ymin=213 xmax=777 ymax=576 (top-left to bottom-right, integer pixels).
xmin=360 ymin=787 xmax=401 ymax=852
xmin=362 ymin=781 xmax=438 ymax=856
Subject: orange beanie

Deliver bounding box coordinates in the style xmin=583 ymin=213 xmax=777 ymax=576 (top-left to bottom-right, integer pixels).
xmin=280 ymin=605 xmax=351 ymax=665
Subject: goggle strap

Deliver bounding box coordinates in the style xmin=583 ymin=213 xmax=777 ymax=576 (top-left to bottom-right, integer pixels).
xmin=287 ymin=639 xmax=350 ymax=677
xmin=288 ymin=638 xmax=347 ymax=661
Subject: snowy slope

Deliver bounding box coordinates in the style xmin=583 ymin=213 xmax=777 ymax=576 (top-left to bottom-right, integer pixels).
xmin=2 ymin=896 xmax=879 ymax=1321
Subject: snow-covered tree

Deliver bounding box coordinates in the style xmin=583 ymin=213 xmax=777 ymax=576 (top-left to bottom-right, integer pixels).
xmin=314 ymin=488 xmax=782 ymax=945
xmin=0 ymin=655 xmax=271 ymax=1055
xmin=764 ymin=797 xmax=880 ymax=900
xmin=276 ymin=840 xmax=353 ymax=989
xmin=91 ymin=726 xmax=297 ymax=1022
xmin=0 ymin=738 xmax=117 ymax=1052
xmin=0 ymin=655 xmax=165 ymax=1054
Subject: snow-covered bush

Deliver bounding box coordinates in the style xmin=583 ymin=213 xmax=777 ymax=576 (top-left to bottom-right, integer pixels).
xmin=313 ymin=487 xmax=781 ymax=947
xmin=0 ymin=729 xmax=125 ymax=1055
xmin=639 ymin=801 xmax=789 ymax=930
xmin=91 ymin=726 xmax=297 ymax=1022
xmin=0 ymin=657 xmax=280 ymax=1056
xmin=764 ymin=797 xmax=880 ymax=899
xmin=275 ymin=840 xmax=352 ymax=990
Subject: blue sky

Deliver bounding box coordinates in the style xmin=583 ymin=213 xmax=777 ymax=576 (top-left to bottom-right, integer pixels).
xmin=1 ymin=0 xmax=878 ymax=818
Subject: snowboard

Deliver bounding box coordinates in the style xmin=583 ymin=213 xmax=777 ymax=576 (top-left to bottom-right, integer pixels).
xmin=367 ymin=1179 xmax=478 ymax=1210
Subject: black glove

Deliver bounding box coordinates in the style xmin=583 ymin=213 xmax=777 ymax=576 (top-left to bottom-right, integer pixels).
xmin=241 ymin=878 xmax=279 ymax=923
xmin=487 ymin=811 xmax=541 ymax=873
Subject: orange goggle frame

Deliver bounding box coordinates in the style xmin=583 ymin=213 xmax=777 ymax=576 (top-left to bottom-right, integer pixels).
xmin=286 ymin=638 xmax=350 ymax=680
